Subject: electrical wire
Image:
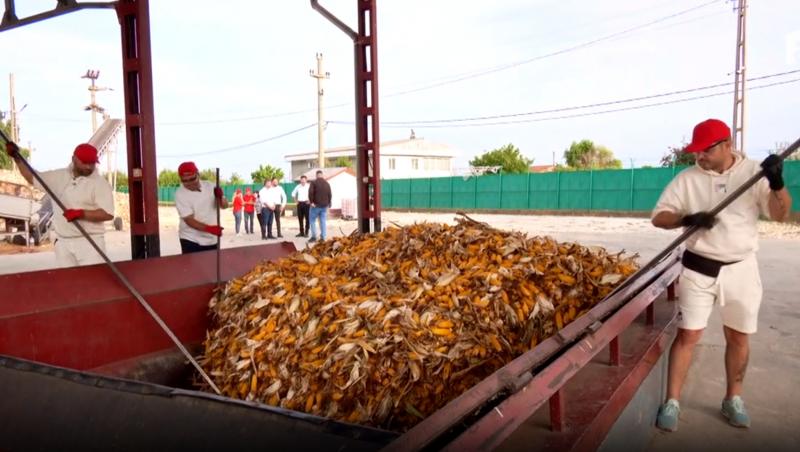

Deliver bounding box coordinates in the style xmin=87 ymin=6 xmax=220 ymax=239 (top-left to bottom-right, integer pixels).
xmin=159 ymin=122 xmax=317 ymax=158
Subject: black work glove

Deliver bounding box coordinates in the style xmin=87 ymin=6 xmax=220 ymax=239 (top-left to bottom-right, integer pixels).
xmin=760 ymin=154 xmax=784 ymax=191
xmin=681 ymin=212 xmax=716 ymax=229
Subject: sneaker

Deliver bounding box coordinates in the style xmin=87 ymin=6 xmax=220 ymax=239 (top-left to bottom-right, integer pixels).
xmin=308 ymin=237 xmax=317 ymax=243
xmin=266 ymin=235 xmax=275 ymax=239
xmin=295 ymin=233 xmax=304 ymax=237
xmin=721 ymin=396 xmax=751 ymax=428
xmin=656 ymin=399 xmax=680 ymax=432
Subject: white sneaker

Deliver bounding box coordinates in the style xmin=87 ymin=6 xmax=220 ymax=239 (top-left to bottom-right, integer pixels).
xmin=236 ymin=232 xmax=242 ymax=237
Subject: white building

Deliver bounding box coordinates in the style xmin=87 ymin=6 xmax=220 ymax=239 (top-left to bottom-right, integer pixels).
xmin=295 ymin=167 xmax=357 ymax=213
xmin=285 ymin=134 xmax=458 ymax=180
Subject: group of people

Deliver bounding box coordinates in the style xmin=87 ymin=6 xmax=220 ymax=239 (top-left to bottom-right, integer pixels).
xmin=3 ymin=118 xmax=795 ymax=434
xmin=189 ymin=169 xmax=333 ymax=246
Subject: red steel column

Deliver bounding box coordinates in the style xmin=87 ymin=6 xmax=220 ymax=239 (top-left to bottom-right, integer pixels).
xmin=354 ymin=0 xmax=381 ymax=233
xmin=116 ymin=0 xmax=160 ymax=258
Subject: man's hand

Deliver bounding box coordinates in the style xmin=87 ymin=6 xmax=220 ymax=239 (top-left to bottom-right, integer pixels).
xmin=63 ymin=209 xmax=85 ymax=222
xmin=213 ymin=187 xmax=224 ymax=199
xmin=761 ymin=154 xmax=784 ymax=191
xmin=680 ymin=211 xmax=716 ymax=229
xmin=5 ymin=142 xmax=19 ymax=157
xmin=204 ymin=225 xmax=224 ymax=237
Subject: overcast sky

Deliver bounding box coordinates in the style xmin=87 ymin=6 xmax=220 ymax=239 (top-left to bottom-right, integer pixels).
xmin=1 ymin=0 xmax=799 ymax=180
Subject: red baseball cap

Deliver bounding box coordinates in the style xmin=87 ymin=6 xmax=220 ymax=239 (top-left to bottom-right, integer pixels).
xmin=73 ymin=143 xmax=99 ymax=164
xmin=684 ymin=119 xmax=731 ymax=153
xmin=178 ymin=161 xmax=199 ymax=177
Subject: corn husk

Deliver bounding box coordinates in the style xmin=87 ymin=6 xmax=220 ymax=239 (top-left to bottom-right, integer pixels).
xmin=199 ymin=215 xmax=638 ymax=430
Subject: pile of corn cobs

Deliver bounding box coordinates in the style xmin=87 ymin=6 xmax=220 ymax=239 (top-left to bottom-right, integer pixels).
xmin=200 ymin=216 xmax=638 ymax=430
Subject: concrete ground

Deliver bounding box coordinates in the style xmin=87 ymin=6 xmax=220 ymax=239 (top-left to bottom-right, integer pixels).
xmin=1 ymin=209 xmax=798 ymax=450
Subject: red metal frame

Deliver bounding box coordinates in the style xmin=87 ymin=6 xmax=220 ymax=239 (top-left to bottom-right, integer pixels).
xmin=311 ymin=0 xmax=381 ymax=233
xmin=0 ymin=243 xmax=295 ymax=370
xmin=116 ymin=0 xmax=160 ymax=258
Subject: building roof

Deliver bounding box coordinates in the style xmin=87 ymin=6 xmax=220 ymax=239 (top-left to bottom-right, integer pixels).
xmin=295 ymin=167 xmax=356 ymax=181
xmin=285 ymin=137 xmax=457 ymax=162
xmin=529 ymin=164 xmax=556 ymax=173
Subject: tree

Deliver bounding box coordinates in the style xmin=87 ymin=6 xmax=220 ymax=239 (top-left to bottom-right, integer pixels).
xmin=659 ymin=141 xmax=695 ymax=167
xmin=158 ymin=169 xmax=181 ymax=186
xmin=228 ymin=172 xmax=245 ymax=185
xmin=774 ymin=141 xmax=800 ymax=161
xmin=469 ymin=143 xmax=532 ymax=174
xmin=563 ymin=140 xmax=622 ymax=169
xmin=251 ymin=164 xmax=284 ymax=184
xmin=0 ymin=119 xmax=31 ymax=170
xmin=102 ymin=170 xmax=128 ymax=189
xmin=331 ymin=157 xmax=352 ymax=168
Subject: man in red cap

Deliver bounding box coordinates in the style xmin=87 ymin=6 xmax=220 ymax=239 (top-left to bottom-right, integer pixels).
xmin=5 ymin=142 xmax=114 ymax=267
xmin=173 ymin=161 xmax=228 ymax=254
xmin=651 ymin=119 xmax=792 ymax=432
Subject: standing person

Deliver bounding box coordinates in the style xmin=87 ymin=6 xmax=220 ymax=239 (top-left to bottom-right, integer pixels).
xmin=267 ymin=178 xmax=287 ymax=239
xmin=232 ymin=188 xmax=244 ymax=236
xmin=258 ymin=180 xmax=275 ymax=239
xmin=651 ymin=119 xmax=792 ymax=432
xmin=6 ymin=142 xmax=113 ymax=267
xmin=243 ymin=187 xmax=255 ymax=234
xmin=174 ymin=161 xmax=228 ymax=254
xmin=254 ymin=191 xmax=266 ymax=238
xmin=308 ymin=170 xmax=332 ymax=243
xmin=292 ymin=175 xmax=311 ymax=237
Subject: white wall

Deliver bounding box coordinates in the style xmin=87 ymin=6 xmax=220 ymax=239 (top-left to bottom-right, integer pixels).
xmin=379 ymin=155 xmax=453 ymax=179
xmin=327 ymin=172 xmax=357 ymax=210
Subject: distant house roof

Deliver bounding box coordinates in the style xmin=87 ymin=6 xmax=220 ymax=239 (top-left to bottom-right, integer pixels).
xmin=285 ymin=137 xmax=457 ymax=162
xmin=295 ymin=167 xmax=356 ymax=181
xmin=529 ymin=165 xmax=556 ymax=173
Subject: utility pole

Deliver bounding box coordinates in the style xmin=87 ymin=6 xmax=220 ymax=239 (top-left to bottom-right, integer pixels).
xmin=309 ymin=53 xmax=330 ymax=169
xmin=82 ymin=69 xmax=109 ymax=133
xmin=731 ymin=0 xmax=747 ymax=155
xmin=9 ymin=73 xmax=20 ymax=142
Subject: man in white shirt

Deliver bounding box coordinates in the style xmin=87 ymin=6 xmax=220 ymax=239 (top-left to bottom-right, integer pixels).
xmin=257 ymin=180 xmax=273 ymax=239
xmin=651 ymin=119 xmax=792 ymax=432
xmin=260 ymin=178 xmax=287 ymax=239
xmin=174 ymin=161 xmax=228 ymax=254
xmin=7 ymin=142 xmax=114 ymax=267
xmin=292 ymin=175 xmax=311 ymax=237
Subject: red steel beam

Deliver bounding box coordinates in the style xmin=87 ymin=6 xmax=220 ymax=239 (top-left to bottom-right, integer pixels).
xmin=440 ymin=261 xmax=682 ymax=451
xmin=116 ymin=0 xmax=160 ymax=259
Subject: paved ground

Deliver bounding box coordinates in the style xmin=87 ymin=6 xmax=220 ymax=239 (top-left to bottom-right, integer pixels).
xmin=2 ymin=209 xmax=798 ymax=450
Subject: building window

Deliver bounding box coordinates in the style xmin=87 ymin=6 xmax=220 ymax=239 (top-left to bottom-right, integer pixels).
xmin=307 ymin=161 xmax=313 ymax=169
xmin=411 ymin=158 xmax=419 ymax=170
xmin=389 ymin=158 xmax=396 ymax=170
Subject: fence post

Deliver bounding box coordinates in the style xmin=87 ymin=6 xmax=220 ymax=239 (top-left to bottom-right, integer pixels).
xmin=588 ymin=168 xmax=594 ymax=211
xmin=630 ymin=166 xmax=635 ymax=211
xmin=407 ymin=178 xmax=412 ymax=209
xmin=450 ymin=177 xmax=454 ymax=209
xmin=556 ymin=171 xmax=561 ymax=209
xmin=526 ymin=173 xmax=531 ymax=210
xmin=427 ymin=178 xmax=432 ymax=208
xmin=473 ymin=175 xmax=478 ymax=209
xmin=498 ymin=173 xmax=503 ymax=210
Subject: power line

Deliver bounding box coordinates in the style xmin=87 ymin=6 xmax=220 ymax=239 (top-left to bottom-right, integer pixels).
xmin=159 ymin=122 xmax=317 ymax=158
xmin=381 ymin=0 xmax=724 ymax=98
xmin=330 ymin=77 xmax=800 ymax=129
xmin=378 ymin=70 xmax=800 ymax=125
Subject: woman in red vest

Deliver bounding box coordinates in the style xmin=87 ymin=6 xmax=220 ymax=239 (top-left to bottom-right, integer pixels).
xmin=232 ymin=188 xmax=244 ymax=236
xmin=243 ymin=187 xmax=256 ymax=235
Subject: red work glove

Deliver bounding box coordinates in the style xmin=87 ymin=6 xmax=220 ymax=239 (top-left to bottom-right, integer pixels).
xmin=204 ymin=225 xmax=223 ymax=237
xmin=63 ymin=209 xmax=85 ymax=222
xmin=5 ymin=141 xmax=19 ymax=157
xmin=213 ymin=187 xmax=224 ymax=199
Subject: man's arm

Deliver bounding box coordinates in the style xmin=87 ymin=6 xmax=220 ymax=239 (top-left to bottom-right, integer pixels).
xmin=767 ymin=188 xmax=792 ymax=221
xmin=82 ymin=209 xmax=114 ymax=222
xmin=651 ymin=211 xmax=684 ymax=230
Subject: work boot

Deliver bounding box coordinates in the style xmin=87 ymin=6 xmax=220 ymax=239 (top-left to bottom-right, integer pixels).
xmin=721 ymin=396 xmax=751 ymax=428
xmin=295 ymin=233 xmax=304 ymax=237
xmin=308 ymin=237 xmax=317 ymax=243
xmin=656 ymin=399 xmax=680 ymax=432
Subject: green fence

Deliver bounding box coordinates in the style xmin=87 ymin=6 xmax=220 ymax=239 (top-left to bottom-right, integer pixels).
xmin=381 ymin=161 xmax=800 ymax=213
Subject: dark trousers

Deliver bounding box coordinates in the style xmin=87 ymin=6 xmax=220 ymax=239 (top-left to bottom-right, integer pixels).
xmin=297 ymin=201 xmax=310 ymax=236
xmin=256 ymin=211 xmax=266 ymax=237
xmin=244 ymin=211 xmax=254 ymax=234
xmin=180 ymin=239 xmax=216 ymax=254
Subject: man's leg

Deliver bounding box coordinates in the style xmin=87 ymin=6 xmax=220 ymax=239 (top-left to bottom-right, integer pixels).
xmin=275 ymin=205 xmax=282 ymax=237
xmin=723 ymin=326 xmax=749 ymax=398
xmin=302 ymin=203 xmax=311 ymax=236
xmin=309 ymin=207 xmax=319 ymax=240
xmin=54 ymin=238 xmax=79 ymax=267
xmin=265 ymin=210 xmax=274 ymax=238
xmin=666 ymin=328 xmax=704 ymax=400
xmin=74 ymin=236 xmax=106 ymax=266
xmin=297 ymin=203 xmax=305 ymax=237
xmin=319 ymin=208 xmax=327 ymax=240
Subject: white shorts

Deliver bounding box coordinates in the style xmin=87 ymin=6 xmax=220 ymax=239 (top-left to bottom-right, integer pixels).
xmin=55 ymin=235 xmax=106 ymax=268
xmin=677 ymin=253 xmax=762 ymax=334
